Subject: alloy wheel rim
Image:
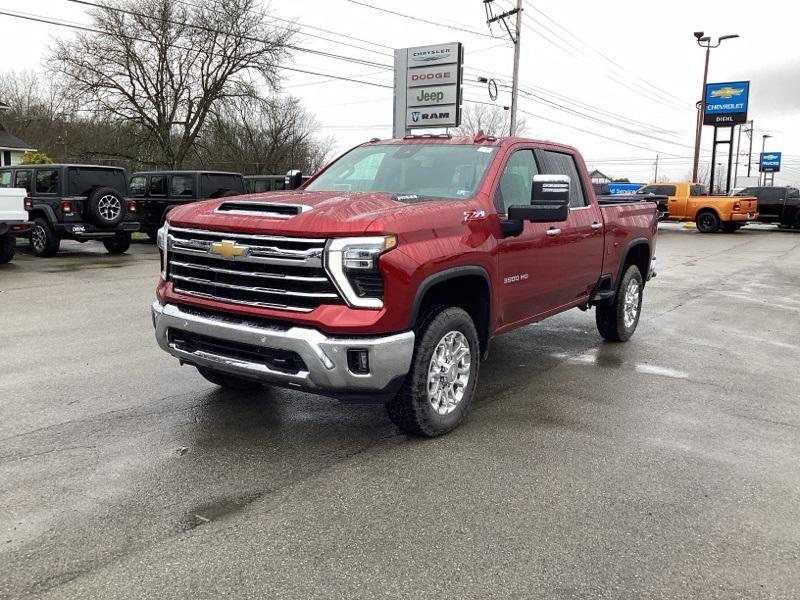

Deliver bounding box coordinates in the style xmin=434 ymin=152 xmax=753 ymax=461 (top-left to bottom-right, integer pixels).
xmin=427 ymin=330 xmax=471 ymax=416
xmin=32 ymin=225 xmax=46 ymax=251
xmin=623 ymin=278 xmax=640 ymax=329
xmin=98 ymin=195 xmax=121 ymax=220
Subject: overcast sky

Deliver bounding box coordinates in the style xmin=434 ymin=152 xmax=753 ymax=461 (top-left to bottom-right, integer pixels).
xmin=1 ymin=0 xmax=799 ymax=185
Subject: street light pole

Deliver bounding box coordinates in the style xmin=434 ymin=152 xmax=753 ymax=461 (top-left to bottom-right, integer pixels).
xmin=691 ymin=32 xmax=739 ymax=183
xmin=760 ymin=134 xmax=772 ymax=186
xmin=746 ymin=120 xmax=754 ymax=177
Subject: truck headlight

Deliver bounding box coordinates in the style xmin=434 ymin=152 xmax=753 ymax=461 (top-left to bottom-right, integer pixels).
xmin=325 ymin=236 xmax=397 ymax=309
xmin=156 ymin=222 xmax=169 ymax=278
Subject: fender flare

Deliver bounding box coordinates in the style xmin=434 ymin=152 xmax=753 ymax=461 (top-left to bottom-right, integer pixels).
xmin=27 ymin=205 xmax=58 ymax=226
xmin=408 ymin=265 xmax=492 ymax=328
xmin=614 ymin=237 xmax=651 ymax=289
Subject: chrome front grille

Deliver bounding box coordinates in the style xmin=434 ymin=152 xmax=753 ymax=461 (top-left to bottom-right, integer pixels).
xmin=166 ymin=226 xmax=342 ymax=312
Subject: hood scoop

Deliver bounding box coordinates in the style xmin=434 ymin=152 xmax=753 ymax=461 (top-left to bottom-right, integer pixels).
xmin=215 ymin=201 xmax=309 ymax=219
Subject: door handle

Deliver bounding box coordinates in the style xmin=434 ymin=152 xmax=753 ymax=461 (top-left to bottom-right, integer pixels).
xmin=546 ymin=228 xmax=561 ymax=236
xmin=590 ymin=222 xmax=603 ymax=230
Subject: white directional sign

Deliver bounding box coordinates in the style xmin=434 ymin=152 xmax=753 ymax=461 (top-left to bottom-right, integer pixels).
xmin=393 ymin=42 xmax=463 ymax=135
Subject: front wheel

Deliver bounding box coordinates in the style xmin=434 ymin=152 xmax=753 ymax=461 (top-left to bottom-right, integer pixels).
xmin=596 ymin=265 xmax=643 ymax=342
xmin=103 ymin=232 xmax=132 ymax=254
xmin=386 ymin=307 xmax=480 ymax=437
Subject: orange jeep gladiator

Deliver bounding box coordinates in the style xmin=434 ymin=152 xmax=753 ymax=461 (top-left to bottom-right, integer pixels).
xmin=638 ymin=182 xmax=757 ymax=233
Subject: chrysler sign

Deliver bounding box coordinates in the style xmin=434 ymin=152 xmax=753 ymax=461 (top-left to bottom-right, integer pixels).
xmin=393 ymin=42 xmax=463 ymax=135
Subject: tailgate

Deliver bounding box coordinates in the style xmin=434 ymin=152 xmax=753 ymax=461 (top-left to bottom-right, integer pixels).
xmin=0 ymin=188 xmax=28 ymax=223
xmin=734 ymin=197 xmax=758 ymax=214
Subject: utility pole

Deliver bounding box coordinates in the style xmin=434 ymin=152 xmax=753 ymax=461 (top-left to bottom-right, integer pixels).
xmin=745 ymin=120 xmax=754 ymax=177
xmin=485 ymin=0 xmax=522 ymax=135
xmin=733 ymin=123 xmax=742 ymax=186
xmin=654 ymin=154 xmax=659 ymax=182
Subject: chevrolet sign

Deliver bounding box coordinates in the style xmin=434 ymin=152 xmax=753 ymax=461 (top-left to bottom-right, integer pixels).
xmin=759 ymin=151 xmax=782 ymax=173
xmin=704 ymin=81 xmax=750 ymax=126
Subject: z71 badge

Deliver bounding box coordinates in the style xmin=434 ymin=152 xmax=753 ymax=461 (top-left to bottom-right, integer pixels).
xmin=462 ymin=209 xmax=486 ymax=223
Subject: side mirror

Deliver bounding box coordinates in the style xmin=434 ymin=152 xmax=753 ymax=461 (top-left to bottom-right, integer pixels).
xmin=508 ymin=174 xmax=570 ymax=222
xmin=285 ymin=169 xmax=303 ymax=190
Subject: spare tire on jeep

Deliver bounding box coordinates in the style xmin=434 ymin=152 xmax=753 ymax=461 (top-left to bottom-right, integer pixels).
xmin=87 ymin=186 xmax=127 ymax=228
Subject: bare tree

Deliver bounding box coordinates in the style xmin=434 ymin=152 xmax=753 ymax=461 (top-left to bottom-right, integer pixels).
xmin=452 ymin=103 xmax=527 ymax=137
xmin=50 ymin=0 xmax=294 ymax=168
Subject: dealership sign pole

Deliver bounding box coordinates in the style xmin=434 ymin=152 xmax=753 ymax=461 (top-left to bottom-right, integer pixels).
xmin=703 ymin=81 xmax=750 ymax=194
xmin=393 ymin=42 xmax=464 ymax=138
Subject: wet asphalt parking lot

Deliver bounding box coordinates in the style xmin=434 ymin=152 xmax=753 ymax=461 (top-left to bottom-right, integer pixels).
xmin=1 ymin=224 xmax=799 ymax=599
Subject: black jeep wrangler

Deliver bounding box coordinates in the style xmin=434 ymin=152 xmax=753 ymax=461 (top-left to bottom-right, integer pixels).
xmin=0 ymin=164 xmax=139 ymax=257
xmin=129 ymin=171 xmax=245 ymax=238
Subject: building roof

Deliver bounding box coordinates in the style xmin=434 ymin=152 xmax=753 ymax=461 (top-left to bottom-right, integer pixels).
xmin=588 ymin=169 xmax=611 ymax=180
xmin=0 ymin=125 xmax=35 ymax=151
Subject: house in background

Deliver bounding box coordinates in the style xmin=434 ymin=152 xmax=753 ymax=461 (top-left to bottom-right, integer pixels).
xmin=0 ymin=101 xmax=36 ymax=167
xmin=588 ymin=169 xmax=611 ymax=186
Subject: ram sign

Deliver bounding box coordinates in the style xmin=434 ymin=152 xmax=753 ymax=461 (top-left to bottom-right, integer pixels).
xmin=393 ymin=42 xmax=463 ymax=135
xmin=704 ymin=81 xmax=750 ymax=126
xmin=759 ymin=152 xmax=782 ymax=173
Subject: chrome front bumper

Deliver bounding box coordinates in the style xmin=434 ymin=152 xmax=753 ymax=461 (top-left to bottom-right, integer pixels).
xmin=152 ymin=302 xmax=415 ymax=397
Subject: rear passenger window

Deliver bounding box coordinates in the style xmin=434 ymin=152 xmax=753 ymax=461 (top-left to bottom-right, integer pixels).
xmin=535 ymin=150 xmax=586 ymax=208
xmin=35 ymin=169 xmax=59 ymax=194
xmin=129 ymin=176 xmax=146 ymax=196
xmin=0 ymin=171 xmax=10 ymax=188
xmin=149 ymin=176 xmax=167 ymax=196
xmin=14 ymin=170 xmax=32 ymax=193
xmin=689 ymin=185 xmax=705 ymax=196
xmin=201 ymin=174 xmax=245 ymax=198
xmin=788 ymin=188 xmax=800 ymax=199
xmin=170 ymin=175 xmax=194 ymax=197
xmin=253 ymin=179 xmax=271 ymax=193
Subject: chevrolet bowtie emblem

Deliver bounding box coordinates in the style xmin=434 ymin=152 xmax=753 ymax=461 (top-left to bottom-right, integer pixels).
xmin=710 ymin=86 xmax=744 ymax=99
xmin=209 ymin=239 xmax=249 ymax=260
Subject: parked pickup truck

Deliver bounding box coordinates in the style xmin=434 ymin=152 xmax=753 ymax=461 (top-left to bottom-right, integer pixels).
xmin=638 ymin=182 xmax=758 ymax=233
xmin=594 ymin=183 xmax=669 ymax=219
xmin=0 ymin=187 xmax=31 ymax=264
xmin=152 ymin=134 xmax=658 ymax=436
xmin=129 ymin=171 xmax=246 ymax=238
xmin=734 ymin=186 xmax=800 ymax=229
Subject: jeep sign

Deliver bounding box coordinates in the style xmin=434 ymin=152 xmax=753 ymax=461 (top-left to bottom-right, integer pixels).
xmin=406 ymin=85 xmax=457 ymax=107
xmin=393 ymin=42 xmax=463 ymax=135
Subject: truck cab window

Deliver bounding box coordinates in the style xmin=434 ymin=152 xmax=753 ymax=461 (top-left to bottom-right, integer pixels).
xmin=495 ymin=150 xmax=537 ymax=215
xmin=129 ymin=176 xmax=146 ymax=197
xmin=689 ymin=185 xmax=705 ymax=196
xmin=170 ymin=175 xmax=194 ymax=197
xmin=149 ymin=176 xmax=167 ymax=196
xmin=0 ymin=171 xmax=10 ymax=188
xmin=535 ymin=150 xmax=587 ymax=207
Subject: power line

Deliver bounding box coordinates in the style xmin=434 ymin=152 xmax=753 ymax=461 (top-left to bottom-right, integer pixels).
xmin=345 ymin=0 xmax=495 ymax=39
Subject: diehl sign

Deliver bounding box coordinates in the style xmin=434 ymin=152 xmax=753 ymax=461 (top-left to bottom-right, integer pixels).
xmin=704 ymin=81 xmax=750 ymax=126
xmin=759 ymin=152 xmax=781 ymax=173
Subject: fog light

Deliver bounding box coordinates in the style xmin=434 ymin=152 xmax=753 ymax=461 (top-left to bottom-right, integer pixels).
xmin=347 ymin=349 xmax=370 ymax=374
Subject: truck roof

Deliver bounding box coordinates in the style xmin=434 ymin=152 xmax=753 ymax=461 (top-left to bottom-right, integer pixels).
xmin=131 ymin=170 xmax=242 ymax=176
xmin=362 ymin=133 xmax=579 ymax=156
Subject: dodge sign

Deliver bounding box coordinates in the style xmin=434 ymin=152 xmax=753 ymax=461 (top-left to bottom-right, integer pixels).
xmin=704 ymin=81 xmax=750 ymax=126
xmin=393 ymin=42 xmax=463 ymax=135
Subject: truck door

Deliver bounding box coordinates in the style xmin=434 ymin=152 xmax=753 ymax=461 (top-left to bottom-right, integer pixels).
xmin=494 ymin=148 xmax=563 ymax=326
xmin=759 ymin=187 xmax=783 ymax=221
xmin=535 ymin=149 xmax=604 ymax=305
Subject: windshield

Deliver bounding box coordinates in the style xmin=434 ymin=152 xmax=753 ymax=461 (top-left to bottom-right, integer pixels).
xmin=305 ymin=144 xmax=495 ymax=200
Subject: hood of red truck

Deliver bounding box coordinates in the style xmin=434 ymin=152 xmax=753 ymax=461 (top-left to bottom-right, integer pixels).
xmin=166 ymin=190 xmax=478 ymax=236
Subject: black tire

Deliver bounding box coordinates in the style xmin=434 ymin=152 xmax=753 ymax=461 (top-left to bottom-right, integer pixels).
xmin=596 ymin=265 xmax=644 ymax=342
xmin=87 ymin=187 xmax=127 ymax=228
xmin=386 ymin=307 xmax=480 ymax=437
xmin=695 ymin=210 xmax=720 ymax=233
xmin=103 ymin=232 xmax=132 ymax=254
xmin=0 ymin=233 xmax=15 ymax=264
xmin=29 ymin=217 xmax=60 ymax=257
xmin=197 ymin=367 xmax=264 ymax=391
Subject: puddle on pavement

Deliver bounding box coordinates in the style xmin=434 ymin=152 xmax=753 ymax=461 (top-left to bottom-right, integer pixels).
xmin=634 ymin=364 xmax=689 ymax=379
xmin=179 ymin=492 xmax=265 ymax=531
xmin=554 ymin=349 xmax=689 ymax=380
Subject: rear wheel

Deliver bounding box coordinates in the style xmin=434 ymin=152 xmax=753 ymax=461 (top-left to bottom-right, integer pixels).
xmin=30 ymin=218 xmax=60 ymax=257
xmin=0 ymin=233 xmax=15 ymax=264
xmin=596 ymin=265 xmax=643 ymax=342
xmin=696 ymin=210 xmax=720 ymax=233
xmin=103 ymin=232 xmax=132 ymax=254
xmin=197 ymin=367 xmax=264 ymax=391
xmin=386 ymin=307 xmax=480 ymax=437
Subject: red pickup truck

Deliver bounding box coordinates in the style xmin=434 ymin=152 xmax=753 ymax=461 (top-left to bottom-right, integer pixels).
xmin=152 ymin=134 xmax=658 ymax=436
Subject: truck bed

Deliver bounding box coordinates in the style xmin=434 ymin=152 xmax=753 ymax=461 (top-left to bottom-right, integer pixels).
xmin=599 ymin=200 xmax=658 ymax=281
